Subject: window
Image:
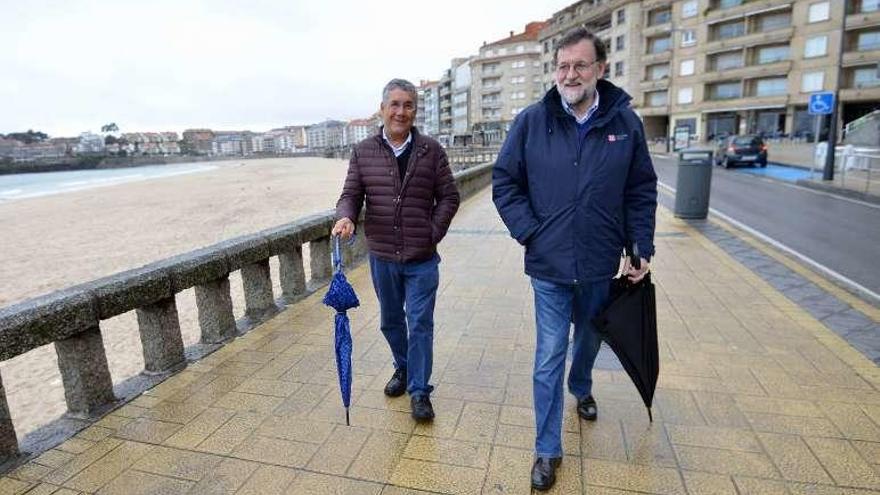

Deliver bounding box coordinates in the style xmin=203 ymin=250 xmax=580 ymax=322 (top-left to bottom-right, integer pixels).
xmin=863 ymin=0 xmax=880 ymax=13
xmin=516 ymin=45 xmax=525 ymax=53
xmin=755 ymin=77 xmax=787 ymax=96
xmin=805 ymin=35 xmax=828 ymax=57
xmin=716 ymin=20 xmax=745 ymax=40
xmin=680 ymin=59 xmax=695 ymax=76
xmin=681 ymin=30 xmax=696 ymax=47
xmin=802 ymin=71 xmax=825 ymax=92
xmin=617 ymin=9 xmax=625 ymax=24
xmin=712 ymin=51 xmax=743 ymax=70
xmin=719 ymin=0 xmax=743 ymax=7
xmin=511 ymin=60 xmax=526 ymax=69
xmin=616 ymin=35 xmax=625 ymax=51
xmin=858 ymin=31 xmax=880 ymax=51
xmin=808 ymin=2 xmax=830 ymax=23
xmin=757 ymin=45 xmax=790 ymax=64
xmin=682 ymin=0 xmax=698 ymax=18
xmin=498 ymin=48 xmax=507 ymax=56
xmin=709 ymin=81 xmax=742 ymax=99
xmin=648 ymin=36 xmax=671 ymax=53
xmin=646 ymin=90 xmax=668 ymax=106
xmin=615 ymin=61 xmax=624 ymax=77
xmin=677 ymin=87 xmax=694 ymax=104
xmin=758 ymin=12 xmax=791 ymax=31
xmin=533 ymin=75 xmax=542 ymax=82
xmin=649 ymin=9 xmax=671 ymax=26
xmin=647 ymin=63 xmax=670 ymax=80
xmin=854 ymin=67 xmax=880 ymax=87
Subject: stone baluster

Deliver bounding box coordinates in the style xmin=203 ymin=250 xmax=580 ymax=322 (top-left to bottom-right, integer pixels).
xmin=54 ymin=325 xmax=116 ymax=416
xmin=0 ymin=373 xmax=18 ymax=460
xmin=194 ymin=276 xmax=237 ymax=343
xmin=135 ymin=297 xmax=186 ymax=374
xmin=309 ymin=236 xmax=333 ymax=285
xmin=241 ymin=260 xmax=275 ymax=320
xmin=279 ymin=245 xmax=307 ymax=303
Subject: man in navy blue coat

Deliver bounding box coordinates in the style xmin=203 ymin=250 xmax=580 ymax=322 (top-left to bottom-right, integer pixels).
xmin=492 ymin=28 xmax=657 ymax=491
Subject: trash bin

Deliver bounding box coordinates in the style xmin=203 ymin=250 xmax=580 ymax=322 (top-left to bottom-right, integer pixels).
xmin=674 ymin=149 xmax=713 ymax=219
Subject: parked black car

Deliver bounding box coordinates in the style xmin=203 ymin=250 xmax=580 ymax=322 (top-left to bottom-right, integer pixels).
xmin=714 ymin=135 xmax=768 ymax=168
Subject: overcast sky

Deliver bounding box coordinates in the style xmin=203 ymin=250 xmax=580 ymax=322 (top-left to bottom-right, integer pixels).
xmin=1 ymin=0 xmax=573 ymax=137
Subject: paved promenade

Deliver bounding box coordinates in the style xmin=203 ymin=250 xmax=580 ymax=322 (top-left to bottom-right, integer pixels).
xmin=2 ymin=188 xmax=880 ymax=494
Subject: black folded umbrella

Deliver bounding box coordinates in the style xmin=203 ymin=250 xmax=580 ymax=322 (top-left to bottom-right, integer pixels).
xmin=593 ymin=245 xmax=659 ymax=422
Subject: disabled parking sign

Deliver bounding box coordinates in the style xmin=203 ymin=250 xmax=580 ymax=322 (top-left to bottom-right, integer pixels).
xmin=808 ymin=92 xmax=834 ymax=115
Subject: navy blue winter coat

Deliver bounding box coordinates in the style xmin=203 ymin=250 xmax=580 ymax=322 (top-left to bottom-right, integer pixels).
xmin=492 ymin=80 xmax=657 ymax=285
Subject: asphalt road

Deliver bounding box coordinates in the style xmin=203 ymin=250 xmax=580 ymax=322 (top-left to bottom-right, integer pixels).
xmin=651 ymin=154 xmax=880 ymax=300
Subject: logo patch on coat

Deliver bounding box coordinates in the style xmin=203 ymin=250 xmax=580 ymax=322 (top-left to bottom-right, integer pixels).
xmin=607 ymin=134 xmax=629 ymax=142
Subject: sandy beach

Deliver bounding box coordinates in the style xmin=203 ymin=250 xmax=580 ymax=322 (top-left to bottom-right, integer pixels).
xmin=0 ymin=157 xmax=349 ymax=438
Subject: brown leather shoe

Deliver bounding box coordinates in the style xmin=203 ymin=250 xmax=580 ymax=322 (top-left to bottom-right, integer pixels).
xmin=530 ymin=456 xmax=561 ymax=491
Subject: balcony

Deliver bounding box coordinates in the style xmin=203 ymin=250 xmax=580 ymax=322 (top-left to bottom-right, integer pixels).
xmin=699 ymin=94 xmax=788 ymax=111
xmin=840 ymin=86 xmax=880 ymax=101
xmin=637 ymin=105 xmax=670 ymax=116
xmin=642 ymin=50 xmax=673 ymax=65
xmin=705 ymin=26 xmax=793 ymax=53
xmin=481 ymin=86 xmax=502 ymax=94
xmin=480 ymin=101 xmax=502 ymax=110
xmin=846 ymin=10 xmax=880 ymax=31
xmin=705 ymin=0 xmax=792 ymax=23
xmin=701 ymin=60 xmax=791 ymax=83
xmin=843 ymin=48 xmax=880 ymax=66
xmin=642 ymin=0 xmax=673 ymax=8
xmin=640 ymin=78 xmax=670 ymax=92
xmin=643 ymin=23 xmax=672 ymax=38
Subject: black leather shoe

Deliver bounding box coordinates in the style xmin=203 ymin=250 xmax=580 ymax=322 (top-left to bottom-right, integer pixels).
xmin=384 ymin=368 xmax=406 ymax=397
xmin=530 ymin=456 xmax=561 ymax=491
xmin=577 ymin=395 xmax=598 ymax=421
xmin=410 ymin=395 xmax=435 ymax=422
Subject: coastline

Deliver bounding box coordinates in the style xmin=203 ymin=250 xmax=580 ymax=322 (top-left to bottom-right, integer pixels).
xmin=0 ymin=151 xmax=330 ymax=176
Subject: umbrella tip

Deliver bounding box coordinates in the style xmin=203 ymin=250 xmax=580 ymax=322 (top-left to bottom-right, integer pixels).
xmin=346 ymin=408 xmax=350 ymax=426
xmin=648 ymin=407 xmax=653 ymax=423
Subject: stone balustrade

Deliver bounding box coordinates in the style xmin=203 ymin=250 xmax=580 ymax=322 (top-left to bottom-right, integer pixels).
xmin=0 ymin=161 xmax=493 ymax=460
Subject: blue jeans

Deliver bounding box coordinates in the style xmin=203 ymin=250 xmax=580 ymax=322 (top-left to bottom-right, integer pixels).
xmin=369 ymin=253 xmax=440 ymax=398
xmin=531 ymin=277 xmax=610 ymax=458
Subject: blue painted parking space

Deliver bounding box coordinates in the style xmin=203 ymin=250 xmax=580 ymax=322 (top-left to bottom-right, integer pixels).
xmin=732 ymin=163 xmax=814 ymax=182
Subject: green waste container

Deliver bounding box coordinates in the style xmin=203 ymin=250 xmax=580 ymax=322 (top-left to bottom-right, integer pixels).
xmin=674 ymin=149 xmax=713 ymax=219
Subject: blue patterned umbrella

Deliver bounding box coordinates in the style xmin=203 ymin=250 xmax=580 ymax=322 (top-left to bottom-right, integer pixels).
xmin=322 ymin=236 xmax=360 ymax=425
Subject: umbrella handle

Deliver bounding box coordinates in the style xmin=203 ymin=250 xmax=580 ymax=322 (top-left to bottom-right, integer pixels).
xmin=331 ymin=235 xmax=358 ymax=273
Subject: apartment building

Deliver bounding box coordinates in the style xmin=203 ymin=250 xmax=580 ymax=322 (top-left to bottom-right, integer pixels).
xmin=182 ymin=129 xmax=215 ymax=155
xmin=343 ymin=118 xmax=376 ymax=146
xmin=452 ymin=58 xmax=474 ymax=145
xmin=306 ymin=120 xmax=345 ymax=150
xmin=538 ymin=0 xmax=879 ymax=144
xmin=418 ymin=80 xmax=440 ymax=137
xmin=471 ymin=22 xmax=548 ymax=145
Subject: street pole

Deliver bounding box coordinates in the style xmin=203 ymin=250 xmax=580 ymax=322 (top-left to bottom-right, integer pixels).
xmin=822 ymin=3 xmax=847 ymax=181
xmin=812 ymin=114 xmax=822 ymax=179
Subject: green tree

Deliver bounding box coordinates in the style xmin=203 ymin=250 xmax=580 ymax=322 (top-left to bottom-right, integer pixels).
xmin=100 ymin=123 xmax=119 ymax=134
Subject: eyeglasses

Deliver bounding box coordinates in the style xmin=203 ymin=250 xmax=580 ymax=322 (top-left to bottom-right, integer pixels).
xmin=555 ymin=60 xmax=598 ymax=75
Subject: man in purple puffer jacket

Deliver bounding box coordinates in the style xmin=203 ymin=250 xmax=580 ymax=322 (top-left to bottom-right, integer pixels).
xmin=332 ymin=78 xmax=460 ymax=422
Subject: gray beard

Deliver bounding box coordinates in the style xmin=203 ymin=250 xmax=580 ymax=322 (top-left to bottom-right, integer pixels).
xmin=557 ymin=82 xmax=594 ymax=107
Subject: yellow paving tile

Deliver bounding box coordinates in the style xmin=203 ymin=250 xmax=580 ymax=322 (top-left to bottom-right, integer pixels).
xmin=667 ymin=424 xmax=762 ymax=452
xmin=745 ymin=413 xmax=841 ymax=437
xmin=162 ymin=407 xmax=236 ymax=449
xmin=673 ymin=445 xmax=779 ymax=478
xmin=732 ymin=476 xmax=790 ymax=495
xmin=188 ymin=457 xmax=259 ymax=494
xmin=63 ymin=441 xmax=155 ymax=493
xmin=131 ymin=445 xmax=222 ymax=481
xmin=287 ymin=471 xmax=383 ymax=494
xmin=142 ymin=400 xmax=208 ymax=424
xmin=16 ymin=483 xmax=64 ymax=495
xmin=804 ymin=437 xmax=880 ymax=490
xmin=255 ymin=414 xmax=336 ymax=444
xmin=0 ymin=477 xmax=33 ymax=495
xmin=581 ymin=420 xmax=627 ymax=463
xmin=347 ymin=430 xmax=409 ymax=483
xmin=229 ymin=434 xmax=318 ymax=468
xmin=758 ymin=432 xmax=833 ymax=484
xmin=235 ymin=465 xmax=298 ymax=495
xmin=390 ymin=458 xmax=486 ymax=494
xmin=621 ymin=420 xmax=676 ymax=467
xmin=113 ymin=418 xmax=182 ymax=444
xmin=94 ymin=469 xmax=194 ymax=495
xmin=307 ymin=425 xmax=372 ymax=475
xmin=402 ymin=435 xmax=492 ymax=469
xmin=583 ymin=458 xmax=686 ymax=495
xmin=194 ymin=412 xmax=265 ymax=455
xmin=7 ymin=463 xmax=52 ymax=483
xmin=682 ymin=470 xmax=738 ymax=495
xmin=42 ymin=438 xmax=122 ymax=485
xmin=233 ymin=377 xmax=301 ymax=397
xmin=211 ymin=391 xmax=285 ymax=415
xmin=453 ymin=402 xmax=499 ymax=444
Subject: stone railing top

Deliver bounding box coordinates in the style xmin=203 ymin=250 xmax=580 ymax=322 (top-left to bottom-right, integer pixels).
xmin=0 ymin=162 xmax=494 ymax=362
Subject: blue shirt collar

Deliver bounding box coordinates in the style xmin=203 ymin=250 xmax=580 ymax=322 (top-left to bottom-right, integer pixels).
xmin=382 ymin=128 xmax=412 ymax=157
